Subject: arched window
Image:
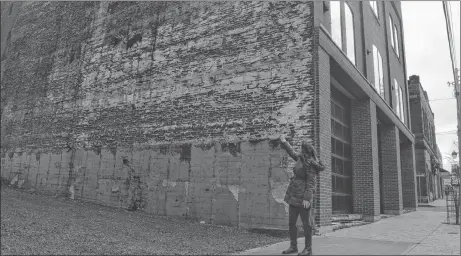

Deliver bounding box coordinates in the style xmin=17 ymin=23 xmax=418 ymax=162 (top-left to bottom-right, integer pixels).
xmin=373 ymin=45 xmax=384 ymax=98
xmin=331 ymin=1 xmax=342 ymax=47
xmin=330 ymin=1 xmax=356 ymax=65
xmin=393 ymin=24 xmax=400 ymax=57
xmin=389 ymin=15 xmax=395 ymax=49
xmin=345 ymin=3 xmax=356 ymax=65
xmin=395 ymin=79 xmax=405 ymax=122
xmin=389 ymin=14 xmax=400 ymax=58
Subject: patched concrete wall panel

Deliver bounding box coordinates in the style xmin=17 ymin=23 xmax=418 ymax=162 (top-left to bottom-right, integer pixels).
xmin=26 ymin=152 xmax=41 ymax=188
xmin=71 ymin=149 xmax=88 ymax=200
xmin=1 ymin=153 xmax=13 ymax=179
xmin=46 ymin=152 xmax=62 ymax=192
xmin=57 ymin=150 xmax=73 ymax=195
xmin=81 ymin=150 xmax=101 ymax=202
xmin=10 ymin=152 xmax=22 ymax=180
xmin=36 ymin=153 xmax=51 ymax=190
xmin=145 ymin=147 xmax=169 ymax=215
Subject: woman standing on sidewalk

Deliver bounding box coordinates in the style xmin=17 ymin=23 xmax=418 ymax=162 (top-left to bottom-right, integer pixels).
xmin=279 ymin=135 xmax=324 ymax=256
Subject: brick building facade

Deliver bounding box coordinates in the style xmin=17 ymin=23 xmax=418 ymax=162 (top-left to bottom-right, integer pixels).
xmin=408 ymin=75 xmax=443 ymax=203
xmin=1 ymin=1 xmax=417 ymax=231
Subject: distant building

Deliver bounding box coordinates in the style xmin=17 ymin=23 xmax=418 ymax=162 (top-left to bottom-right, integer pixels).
xmin=408 ymin=75 xmax=443 ymax=202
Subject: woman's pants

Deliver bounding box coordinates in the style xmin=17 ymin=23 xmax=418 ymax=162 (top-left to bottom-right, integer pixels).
xmin=288 ymin=204 xmax=312 ymax=248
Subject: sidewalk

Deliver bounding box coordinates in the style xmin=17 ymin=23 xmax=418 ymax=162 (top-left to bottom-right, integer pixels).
xmin=419 ymin=198 xmax=448 ymax=208
xmin=236 ymin=200 xmax=460 ymax=255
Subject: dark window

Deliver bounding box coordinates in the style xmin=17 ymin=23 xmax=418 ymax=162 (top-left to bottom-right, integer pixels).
xmin=331 ymin=86 xmax=353 ymax=214
xmin=9 ymin=4 xmax=13 ymax=16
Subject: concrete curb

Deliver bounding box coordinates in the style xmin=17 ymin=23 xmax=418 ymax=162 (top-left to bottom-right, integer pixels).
xmin=400 ymin=243 xmax=417 ymax=256
xmin=231 ymin=238 xmax=304 ymax=255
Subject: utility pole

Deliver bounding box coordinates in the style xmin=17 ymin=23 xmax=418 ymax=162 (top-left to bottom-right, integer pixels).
xmin=442 ymin=1 xmax=460 ymax=222
xmin=447 ymin=68 xmax=461 ymax=165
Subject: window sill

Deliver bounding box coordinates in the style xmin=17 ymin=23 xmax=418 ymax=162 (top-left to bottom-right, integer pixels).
xmin=331 ymin=192 xmax=352 ymax=197
xmin=332 ymin=39 xmax=357 ymax=67
xmin=369 ymin=82 xmax=386 ymax=102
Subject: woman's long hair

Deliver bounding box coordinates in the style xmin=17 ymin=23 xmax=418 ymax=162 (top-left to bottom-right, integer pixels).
xmin=299 ymin=141 xmax=322 ymax=173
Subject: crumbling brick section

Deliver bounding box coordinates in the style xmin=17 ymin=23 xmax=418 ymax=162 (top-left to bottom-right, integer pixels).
xmin=379 ymin=124 xmax=403 ymax=214
xmin=351 ymin=99 xmax=380 ymax=221
xmin=400 ymin=143 xmax=418 ymax=209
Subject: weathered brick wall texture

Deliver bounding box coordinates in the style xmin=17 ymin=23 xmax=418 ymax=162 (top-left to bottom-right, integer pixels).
xmin=1 ymin=1 xmax=317 ymax=229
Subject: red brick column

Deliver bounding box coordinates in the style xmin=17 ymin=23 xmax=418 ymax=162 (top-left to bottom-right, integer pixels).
xmin=314 ymin=47 xmax=332 ymax=232
xmin=379 ymin=124 xmax=403 ymax=214
xmin=351 ymin=99 xmax=381 ymax=222
xmin=400 ymin=143 xmax=418 ymax=209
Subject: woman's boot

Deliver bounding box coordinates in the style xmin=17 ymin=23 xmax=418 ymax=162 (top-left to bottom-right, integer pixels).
xmin=298 ymin=245 xmax=312 ymax=256
xmin=299 ymin=223 xmax=312 ymax=255
xmin=282 ymin=243 xmax=298 ymax=254
xmin=284 ymin=206 xmax=299 ymax=254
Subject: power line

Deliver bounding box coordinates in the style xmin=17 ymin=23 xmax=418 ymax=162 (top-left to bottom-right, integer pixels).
xmin=429 ymin=98 xmax=456 ymax=102
xmin=436 ymin=130 xmax=457 ymax=135
xmin=443 ymin=1 xmax=459 ymax=78
xmin=436 ymin=129 xmax=457 ymax=133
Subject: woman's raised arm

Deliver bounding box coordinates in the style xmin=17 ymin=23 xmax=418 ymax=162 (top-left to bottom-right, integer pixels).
xmin=280 ymin=135 xmax=299 ymax=161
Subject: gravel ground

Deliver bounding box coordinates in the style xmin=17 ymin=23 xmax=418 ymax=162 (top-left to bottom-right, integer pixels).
xmin=1 ymin=186 xmax=286 ymax=255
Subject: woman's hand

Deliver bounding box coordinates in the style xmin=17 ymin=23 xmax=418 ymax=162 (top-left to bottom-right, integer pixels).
xmin=280 ymin=134 xmax=286 ymax=143
xmin=302 ymin=200 xmax=310 ymax=209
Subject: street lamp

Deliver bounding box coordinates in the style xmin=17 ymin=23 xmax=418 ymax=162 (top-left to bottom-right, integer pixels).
xmin=450 ymin=149 xmax=460 ymax=225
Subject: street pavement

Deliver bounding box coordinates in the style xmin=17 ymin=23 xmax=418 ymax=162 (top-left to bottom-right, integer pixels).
xmin=236 ymin=199 xmax=460 ymax=255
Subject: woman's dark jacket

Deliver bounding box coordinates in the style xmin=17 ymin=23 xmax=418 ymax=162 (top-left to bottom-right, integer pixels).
xmin=281 ymin=140 xmax=325 ymax=209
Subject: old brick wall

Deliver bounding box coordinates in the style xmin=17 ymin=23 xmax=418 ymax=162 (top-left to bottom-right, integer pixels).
xmin=379 ymin=124 xmax=403 ymax=214
xmin=400 ymin=142 xmax=417 ymax=209
xmin=1 ymin=1 xmax=317 ymax=229
xmin=351 ymin=99 xmax=381 ymax=221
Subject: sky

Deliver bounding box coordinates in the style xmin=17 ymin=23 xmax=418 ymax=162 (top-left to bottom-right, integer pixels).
xmin=402 ymin=1 xmax=460 ymax=169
